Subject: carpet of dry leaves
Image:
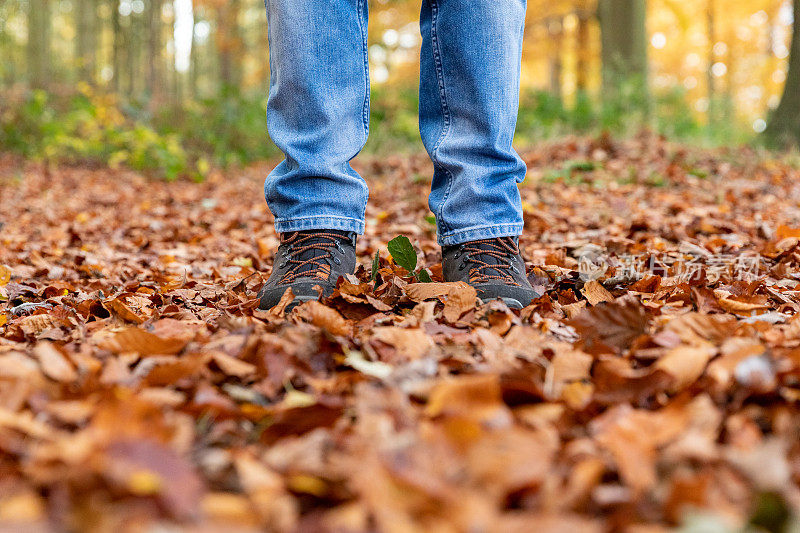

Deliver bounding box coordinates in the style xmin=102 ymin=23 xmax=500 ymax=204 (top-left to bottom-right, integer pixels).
xmin=1 ymin=133 xmax=800 ymax=533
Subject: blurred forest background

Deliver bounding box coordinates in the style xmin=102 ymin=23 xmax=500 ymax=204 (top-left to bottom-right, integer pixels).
xmin=0 ymin=0 xmax=799 ymax=179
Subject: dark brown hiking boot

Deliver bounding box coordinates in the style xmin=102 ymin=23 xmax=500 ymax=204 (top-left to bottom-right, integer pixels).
xmin=258 ymin=230 xmax=357 ymax=310
xmin=441 ymin=237 xmax=539 ymax=309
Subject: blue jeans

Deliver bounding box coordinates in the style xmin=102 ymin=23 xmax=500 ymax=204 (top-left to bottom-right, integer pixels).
xmin=265 ymin=0 xmax=527 ymax=245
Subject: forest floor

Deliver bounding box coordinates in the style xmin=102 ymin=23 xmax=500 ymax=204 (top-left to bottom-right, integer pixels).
xmin=1 ymin=133 xmax=800 ymax=532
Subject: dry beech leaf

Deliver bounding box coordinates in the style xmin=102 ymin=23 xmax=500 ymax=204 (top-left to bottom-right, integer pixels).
xmin=442 ymin=283 xmax=479 ymax=322
xmin=18 ymin=313 xmax=70 ymax=336
xmin=570 ymin=296 xmax=649 ymax=355
xmin=707 ymin=338 xmax=765 ymax=388
xmin=592 ymin=403 xmax=688 ymax=493
xmin=405 ymin=281 xmax=479 ymax=321
xmin=295 ymin=300 xmax=351 ymax=336
xmin=581 ymin=280 xmax=614 ymax=306
xmin=425 ymin=374 xmax=512 ymax=428
xmin=99 ymin=438 xmax=205 ymax=520
xmin=104 ymin=295 xmax=154 ymax=324
xmin=405 ymin=282 xmax=463 ymax=301
xmin=33 ymin=342 xmax=78 ymax=383
xmin=98 ymin=327 xmax=190 ymax=355
xmin=371 ymin=326 xmax=434 ymax=360
xmin=663 ymin=312 xmax=737 ymax=346
xmin=268 ymin=287 xmax=296 ymax=317
xmin=654 ymin=344 xmax=716 ymax=391
xmin=209 ymin=351 xmax=256 ymax=378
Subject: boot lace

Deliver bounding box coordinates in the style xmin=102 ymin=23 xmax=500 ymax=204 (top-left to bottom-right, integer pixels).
xmin=457 ymin=238 xmax=521 ymax=285
xmin=278 ymin=232 xmax=346 ymax=284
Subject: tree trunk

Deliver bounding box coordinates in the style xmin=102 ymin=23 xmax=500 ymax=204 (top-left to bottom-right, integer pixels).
xmin=597 ymin=0 xmax=647 ymax=96
xmin=127 ymin=9 xmax=137 ymax=97
xmin=27 ymin=0 xmax=51 ymax=89
xmin=147 ymin=0 xmax=165 ymax=103
xmin=765 ymin=0 xmax=800 ymax=147
xmin=217 ymin=0 xmax=243 ymax=89
xmin=75 ymin=0 xmax=97 ymax=83
xmin=548 ymin=18 xmax=564 ymax=99
xmin=706 ymin=0 xmax=717 ymax=124
xmin=575 ymin=12 xmax=590 ymax=92
xmin=112 ymin=0 xmax=123 ymax=92
xmin=0 ymin=6 xmax=14 ymax=88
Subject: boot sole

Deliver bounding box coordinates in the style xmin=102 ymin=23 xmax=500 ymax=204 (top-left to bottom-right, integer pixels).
xmin=480 ymin=297 xmax=524 ymax=309
xmin=285 ymin=295 xmax=319 ymax=312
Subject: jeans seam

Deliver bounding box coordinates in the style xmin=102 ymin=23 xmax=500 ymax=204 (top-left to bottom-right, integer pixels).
xmin=428 ymin=0 xmax=455 ymax=234
xmin=275 ymin=215 xmax=363 ymax=222
xmin=274 ymin=216 xmax=365 ymax=233
xmin=441 ymin=222 xmax=523 ymax=236
xmin=357 ymin=0 xmax=370 ymax=223
xmin=439 ymin=223 xmax=524 ymax=245
xmin=357 ymin=0 xmax=370 ymax=144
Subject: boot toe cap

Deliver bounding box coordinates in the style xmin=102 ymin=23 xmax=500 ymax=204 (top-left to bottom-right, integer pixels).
xmin=258 ymin=279 xmax=334 ymax=310
xmin=473 ymin=283 xmax=539 ymax=309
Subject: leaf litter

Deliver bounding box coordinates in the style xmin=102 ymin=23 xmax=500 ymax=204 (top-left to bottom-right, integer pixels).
xmin=0 ymin=135 xmax=800 ymax=531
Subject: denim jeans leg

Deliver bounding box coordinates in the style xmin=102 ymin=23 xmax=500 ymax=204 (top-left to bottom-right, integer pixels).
xmin=264 ymin=0 xmax=370 ymax=234
xmin=419 ymin=0 xmax=528 ymax=246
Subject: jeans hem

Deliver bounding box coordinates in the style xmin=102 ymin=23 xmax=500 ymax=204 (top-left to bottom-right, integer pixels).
xmin=438 ymin=223 xmax=523 ymax=246
xmin=274 ymin=216 xmax=365 ymax=235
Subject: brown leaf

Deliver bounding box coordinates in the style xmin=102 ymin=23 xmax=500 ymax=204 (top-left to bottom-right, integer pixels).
xmin=654 ymin=344 xmax=715 ymax=391
xmin=442 ymin=283 xmax=479 ymax=322
xmin=405 ymin=282 xmax=461 ymax=301
xmin=592 ymin=403 xmax=688 ymax=493
xmin=209 ymin=351 xmax=257 ymax=378
xmin=405 ymin=281 xmax=478 ymax=322
xmin=371 ymin=326 xmax=434 ymax=361
xmin=581 ymin=280 xmax=614 ymax=306
xmin=295 ymin=300 xmax=351 ymax=336
xmin=426 ymin=374 xmax=512 ymax=429
xmin=33 ymin=342 xmax=78 ymax=383
xmin=18 ymin=313 xmax=70 ymax=337
xmin=570 ymin=296 xmax=649 ymax=355
xmin=663 ymin=312 xmax=737 ymax=346
xmin=104 ymin=294 xmax=154 ymax=324
xmin=268 ymin=287 xmax=296 ymax=317
xmin=97 ymin=327 xmax=190 ymax=355
xmin=99 ymin=439 xmax=205 ymax=520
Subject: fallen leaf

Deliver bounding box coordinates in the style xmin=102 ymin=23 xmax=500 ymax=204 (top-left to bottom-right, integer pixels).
xmin=97 ymin=327 xmax=190 ymax=355
xmin=655 ymin=344 xmax=716 ymax=391
xmin=581 ymin=280 xmax=614 ymax=306
xmin=294 ymin=300 xmax=351 ymax=336
xmin=33 ymin=342 xmax=78 ymax=382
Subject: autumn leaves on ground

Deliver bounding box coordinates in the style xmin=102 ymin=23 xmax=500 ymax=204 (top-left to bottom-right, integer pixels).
xmin=1 ymin=134 xmax=800 ymax=532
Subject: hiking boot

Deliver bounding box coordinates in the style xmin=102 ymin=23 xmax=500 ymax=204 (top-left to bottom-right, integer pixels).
xmin=258 ymin=230 xmax=357 ymax=310
xmin=442 ymin=237 xmax=538 ymax=309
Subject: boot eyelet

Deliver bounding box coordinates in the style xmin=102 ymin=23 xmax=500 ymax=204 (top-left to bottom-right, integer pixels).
xmin=279 ymin=261 xmax=288 ymax=268
xmin=458 ymin=262 xmax=466 ymax=271
xmin=335 ymin=243 xmax=344 ymax=253
xmin=333 ymin=257 xmax=341 ymax=265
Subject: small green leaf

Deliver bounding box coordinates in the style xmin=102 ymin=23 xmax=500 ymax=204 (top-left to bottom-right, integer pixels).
xmin=371 ymin=251 xmax=380 ymax=281
xmin=387 ymin=235 xmax=417 ymax=273
xmin=417 ymin=269 xmax=433 ymax=283
xmin=371 ymin=251 xmax=380 ymax=291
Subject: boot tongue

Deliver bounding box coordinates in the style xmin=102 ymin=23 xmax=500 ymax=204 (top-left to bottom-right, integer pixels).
xmin=465 ymin=238 xmax=517 ymax=280
xmin=281 ymin=230 xmax=351 ymax=278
